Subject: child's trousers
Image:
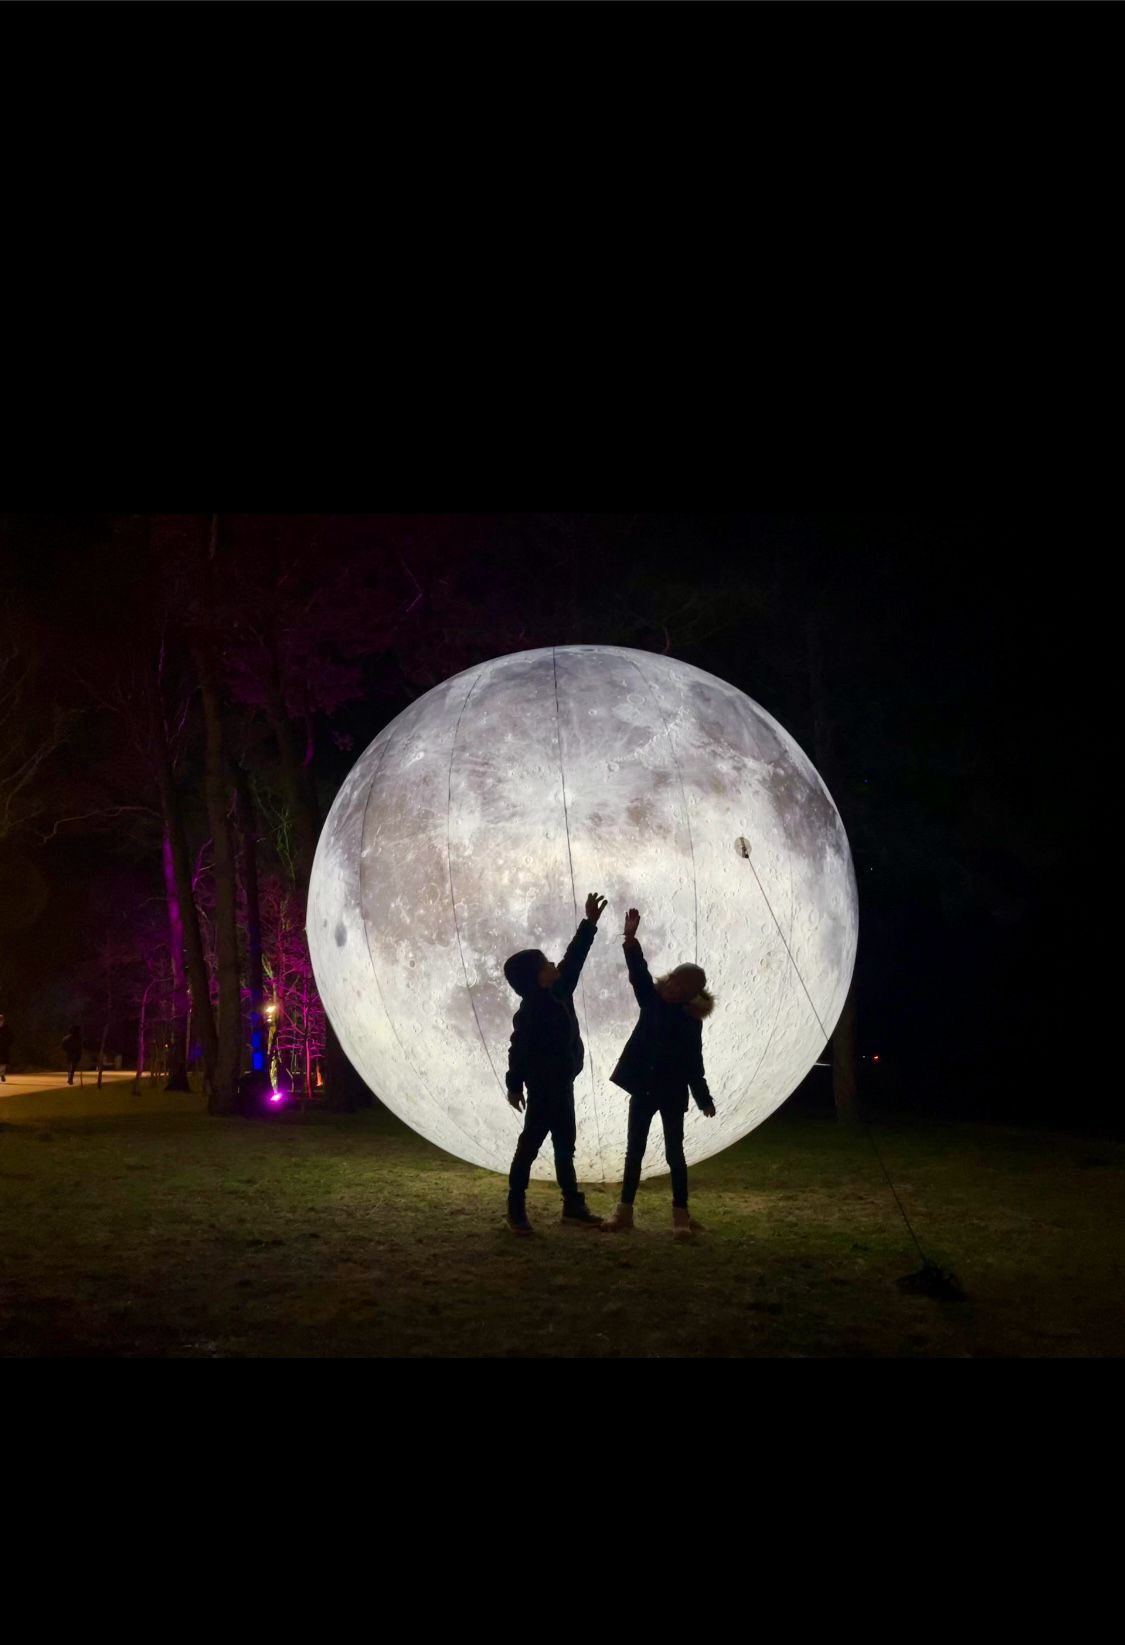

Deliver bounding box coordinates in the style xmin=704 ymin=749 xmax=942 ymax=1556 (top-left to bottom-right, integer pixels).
xmin=621 ymin=1087 xmax=689 ymax=1208
xmin=508 ymin=1076 xmax=579 ymax=1209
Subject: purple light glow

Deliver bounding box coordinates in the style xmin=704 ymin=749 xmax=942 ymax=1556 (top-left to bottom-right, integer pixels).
xmin=269 ymin=1091 xmax=283 ymax=1103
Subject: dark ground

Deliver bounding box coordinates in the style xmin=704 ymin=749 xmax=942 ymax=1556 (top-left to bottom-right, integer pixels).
xmin=1 ymin=1080 xmax=1121 ymax=1358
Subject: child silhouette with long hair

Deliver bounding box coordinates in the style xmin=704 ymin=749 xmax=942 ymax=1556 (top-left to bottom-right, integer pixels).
xmin=502 ymin=891 xmax=608 ymax=1235
xmin=603 ymin=906 xmax=716 ymax=1239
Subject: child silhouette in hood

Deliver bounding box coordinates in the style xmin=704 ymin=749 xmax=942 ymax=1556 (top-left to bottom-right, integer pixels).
xmin=501 ymin=891 xmax=608 ymax=1234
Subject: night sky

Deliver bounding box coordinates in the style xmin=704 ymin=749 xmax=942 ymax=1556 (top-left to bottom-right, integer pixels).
xmin=0 ymin=512 xmax=1094 ymax=1131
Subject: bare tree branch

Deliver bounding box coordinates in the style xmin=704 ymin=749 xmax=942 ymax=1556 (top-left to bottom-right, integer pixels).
xmin=0 ymin=639 xmax=71 ymax=841
xmin=35 ymin=804 xmax=162 ymax=844
xmin=399 ymin=551 xmax=425 ymax=614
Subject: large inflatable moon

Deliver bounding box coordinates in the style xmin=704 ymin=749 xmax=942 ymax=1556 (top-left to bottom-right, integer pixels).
xmin=309 ymin=646 xmax=858 ymax=1182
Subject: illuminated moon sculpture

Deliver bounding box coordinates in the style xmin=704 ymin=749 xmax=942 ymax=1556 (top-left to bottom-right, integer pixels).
xmin=308 ymin=646 xmax=858 ymax=1182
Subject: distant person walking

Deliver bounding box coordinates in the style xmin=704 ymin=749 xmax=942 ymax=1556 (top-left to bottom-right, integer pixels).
xmin=0 ymin=1014 xmax=11 ymax=1082
xmin=62 ymin=1024 xmax=82 ymax=1086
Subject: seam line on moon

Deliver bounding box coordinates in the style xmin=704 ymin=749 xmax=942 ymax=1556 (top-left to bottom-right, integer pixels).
xmin=358 ymin=698 xmax=492 ymax=1168
xmin=553 ymin=646 xmax=605 ymax=1174
xmin=447 ymin=670 xmax=507 ymax=1098
xmin=627 ymin=654 xmax=699 ymax=966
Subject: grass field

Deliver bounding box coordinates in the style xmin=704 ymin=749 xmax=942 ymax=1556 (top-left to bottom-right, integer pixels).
xmin=1 ymin=1079 xmax=1122 ymax=1357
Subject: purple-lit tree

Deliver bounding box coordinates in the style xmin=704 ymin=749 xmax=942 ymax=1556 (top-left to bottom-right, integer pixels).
xmin=189 ymin=517 xmax=243 ymax=1115
xmin=258 ymin=868 xmax=326 ymax=1096
xmin=213 ymin=518 xmax=410 ymax=1109
xmin=233 ymin=763 xmax=268 ymax=1085
xmin=37 ymin=515 xmax=221 ymax=1097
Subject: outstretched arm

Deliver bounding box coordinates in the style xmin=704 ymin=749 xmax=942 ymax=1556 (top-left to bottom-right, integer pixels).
xmin=688 ymin=1019 xmax=716 ymax=1115
xmin=621 ymin=907 xmax=657 ymax=1007
xmin=554 ymin=892 xmax=606 ymax=996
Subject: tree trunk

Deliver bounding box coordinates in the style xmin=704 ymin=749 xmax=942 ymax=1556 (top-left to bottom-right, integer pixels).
xmin=134 ymin=980 xmax=151 ymax=1094
xmin=322 ymin=1013 xmax=358 ymax=1108
xmin=234 ymin=765 xmax=267 ymax=1081
xmin=265 ymin=653 xmax=319 ymax=900
xmin=831 ymin=978 xmax=862 ymax=1124
xmin=262 ymin=633 xmax=356 ymax=1110
xmin=304 ymin=1005 xmax=312 ymax=1105
xmin=149 ymin=681 xmax=217 ymax=1092
xmin=806 ymin=611 xmax=861 ymax=1123
xmin=194 ymin=521 xmax=242 ymax=1116
xmin=161 ymin=829 xmax=192 ymax=1091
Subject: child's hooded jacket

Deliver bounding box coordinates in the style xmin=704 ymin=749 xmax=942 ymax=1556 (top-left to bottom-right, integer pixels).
xmin=504 ymin=918 xmax=597 ymax=1097
xmin=609 ymin=938 xmax=714 ymax=1112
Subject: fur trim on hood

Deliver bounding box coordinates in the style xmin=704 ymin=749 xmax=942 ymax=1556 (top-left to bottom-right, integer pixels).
xmin=685 ymin=989 xmax=715 ymax=1021
xmin=660 ymin=963 xmax=714 ymax=1020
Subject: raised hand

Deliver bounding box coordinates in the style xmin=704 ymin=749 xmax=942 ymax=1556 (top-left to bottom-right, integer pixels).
xmin=623 ymin=907 xmax=640 ymax=940
xmin=585 ymin=892 xmax=608 ymax=924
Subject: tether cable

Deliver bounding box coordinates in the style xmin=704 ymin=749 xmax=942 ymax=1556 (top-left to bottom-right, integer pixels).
xmin=741 ymin=840 xmax=964 ymax=1300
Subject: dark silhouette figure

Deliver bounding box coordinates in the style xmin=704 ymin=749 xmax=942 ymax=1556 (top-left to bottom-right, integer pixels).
xmin=503 ymin=891 xmax=607 ymax=1234
xmin=604 ymin=906 xmax=716 ymax=1239
xmin=62 ymin=1025 xmax=82 ymax=1086
xmin=0 ymin=1013 xmax=11 ymax=1082
xmin=237 ymin=1066 xmax=273 ymax=1117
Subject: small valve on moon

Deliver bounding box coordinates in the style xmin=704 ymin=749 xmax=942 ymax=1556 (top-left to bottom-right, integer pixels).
xmin=736 ymin=836 xmax=751 ymax=858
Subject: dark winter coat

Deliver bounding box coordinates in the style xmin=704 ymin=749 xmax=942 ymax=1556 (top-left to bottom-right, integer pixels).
xmin=0 ymin=1024 xmax=11 ymax=1059
xmin=505 ymin=919 xmax=597 ymax=1096
xmin=609 ymin=939 xmax=714 ymax=1113
xmin=62 ymin=1030 xmax=82 ymax=1061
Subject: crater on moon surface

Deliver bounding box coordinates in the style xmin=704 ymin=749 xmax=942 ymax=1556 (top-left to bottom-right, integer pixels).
xmin=309 ymin=645 xmax=858 ymax=1182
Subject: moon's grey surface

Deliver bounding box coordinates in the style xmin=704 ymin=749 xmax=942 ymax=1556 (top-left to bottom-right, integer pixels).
xmin=308 ymin=646 xmax=858 ymax=1182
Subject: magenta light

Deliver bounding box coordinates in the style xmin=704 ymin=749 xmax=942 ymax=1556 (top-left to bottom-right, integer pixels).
xmin=269 ymin=1091 xmax=283 ymax=1103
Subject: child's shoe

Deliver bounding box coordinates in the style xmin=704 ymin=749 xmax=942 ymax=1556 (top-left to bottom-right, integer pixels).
xmin=672 ymin=1207 xmax=694 ymax=1240
xmin=505 ymin=1201 xmax=533 ymax=1236
xmin=601 ymin=1202 xmax=634 ymax=1233
xmin=561 ymin=1195 xmax=603 ymax=1228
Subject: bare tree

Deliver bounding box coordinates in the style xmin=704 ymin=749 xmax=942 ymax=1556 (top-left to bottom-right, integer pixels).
xmin=160 ymin=828 xmax=191 ymax=1091
xmin=148 ymin=655 xmax=219 ymax=1094
xmin=233 ymin=763 xmax=267 ymax=1083
xmin=0 ymin=633 xmax=69 ymax=843
xmin=804 ymin=605 xmax=862 ymax=1123
xmin=193 ymin=517 xmax=242 ymax=1115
